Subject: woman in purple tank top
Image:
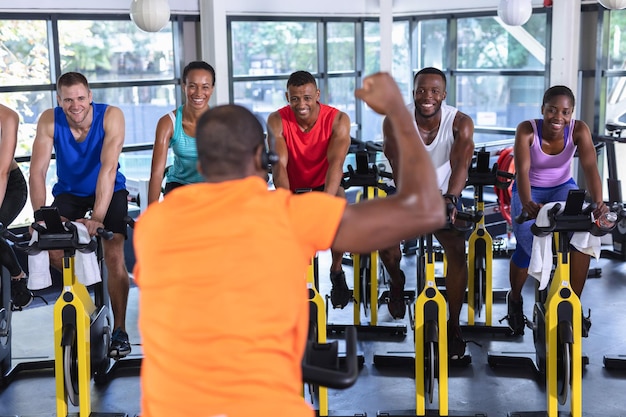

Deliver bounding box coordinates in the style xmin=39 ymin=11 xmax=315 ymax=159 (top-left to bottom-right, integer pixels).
xmin=504 ymin=85 xmax=608 ymax=337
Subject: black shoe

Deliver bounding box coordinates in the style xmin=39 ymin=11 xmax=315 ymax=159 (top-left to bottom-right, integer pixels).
xmin=10 ymin=277 xmax=33 ymax=311
xmin=582 ymin=309 xmax=591 ymax=338
xmin=448 ymin=322 xmax=466 ymax=360
xmin=502 ymin=291 xmax=526 ymax=336
xmin=388 ymin=270 xmax=406 ymax=319
xmin=329 ymin=270 xmax=351 ymax=309
xmin=109 ymin=327 xmax=131 ymax=359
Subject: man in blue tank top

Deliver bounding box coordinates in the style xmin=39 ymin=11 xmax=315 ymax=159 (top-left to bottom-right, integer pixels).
xmin=29 ymin=72 xmax=132 ymax=359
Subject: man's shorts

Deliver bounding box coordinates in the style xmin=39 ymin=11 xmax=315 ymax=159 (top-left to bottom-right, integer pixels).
xmin=51 ymin=189 xmax=129 ymax=238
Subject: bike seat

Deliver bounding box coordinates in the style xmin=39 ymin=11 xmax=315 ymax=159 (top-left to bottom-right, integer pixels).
xmin=605 ymin=121 xmax=626 ymax=133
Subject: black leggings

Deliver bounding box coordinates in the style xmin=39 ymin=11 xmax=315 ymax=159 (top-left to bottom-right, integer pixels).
xmin=0 ymin=168 xmax=27 ymax=277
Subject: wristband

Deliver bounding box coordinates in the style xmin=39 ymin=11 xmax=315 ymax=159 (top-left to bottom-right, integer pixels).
xmin=443 ymin=193 xmax=458 ymax=206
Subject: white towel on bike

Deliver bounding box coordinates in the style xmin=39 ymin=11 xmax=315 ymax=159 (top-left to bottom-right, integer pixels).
xmin=570 ymin=230 xmax=602 ymax=260
xmin=27 ymin=222 xmax=101 ymax=290
xmin=528 ymin=202 xmax=562 ymax=290
xmin=529 ymin=202 xmax=601 ymax=291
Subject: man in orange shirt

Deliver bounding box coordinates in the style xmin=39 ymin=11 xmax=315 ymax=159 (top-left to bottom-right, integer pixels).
xmin=133 ymin=72 xmax=445 ymax=417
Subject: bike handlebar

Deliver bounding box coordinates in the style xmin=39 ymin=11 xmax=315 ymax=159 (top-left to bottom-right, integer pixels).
xmin=447 ymin=205 xmax=484 ymax=233
xmin=29 ymin=221 xmax=113 ymax=253
xmin=0 ymin=222 xmax=31 ymax=249
xmin=302 ymin=326 xmax=359 ymax=389
xmin=517 ymin=201 xmax=625 ymax=237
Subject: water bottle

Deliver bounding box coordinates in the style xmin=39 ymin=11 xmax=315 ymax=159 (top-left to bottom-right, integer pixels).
xmin=595 ymin=211 xmax=618 ymax=229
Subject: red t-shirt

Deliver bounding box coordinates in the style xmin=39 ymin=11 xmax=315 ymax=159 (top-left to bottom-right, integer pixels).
xmin=278 ymin=103 xmax=339 ymax=191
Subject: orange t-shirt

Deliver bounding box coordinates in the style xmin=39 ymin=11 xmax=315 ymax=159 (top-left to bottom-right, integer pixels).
xmin=133 ymin=176 xmax=346 ymax=417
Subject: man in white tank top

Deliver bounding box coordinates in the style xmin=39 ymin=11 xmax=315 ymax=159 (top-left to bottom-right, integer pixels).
xmin=380 ymin=67 xmax=475 ymax=360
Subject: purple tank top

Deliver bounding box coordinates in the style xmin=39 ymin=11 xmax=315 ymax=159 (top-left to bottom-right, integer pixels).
xmin=527 ymin=118 xmax=576 ymax=187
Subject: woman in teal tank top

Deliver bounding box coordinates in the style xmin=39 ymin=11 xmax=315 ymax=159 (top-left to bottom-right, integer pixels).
xmin=148 ymin=61 xmax=216 ymax=204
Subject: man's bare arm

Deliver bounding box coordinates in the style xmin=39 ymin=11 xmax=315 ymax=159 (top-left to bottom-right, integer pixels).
xmin=29 ymin=109 xmax=56 ymax=212
xmin=91 ymin=106 xmax=125 ymax=226
xmin=324 ymin=111 xmax=351 ymax=195
xmin=446 ymin=112 xmax=474 ymax=199
xmin=267 ymin=111 xmax=290 ymax=190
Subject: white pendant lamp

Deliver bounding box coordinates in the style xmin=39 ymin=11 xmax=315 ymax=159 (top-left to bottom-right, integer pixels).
xmin=130 ymin=0 xmax=171 ymax=33
xmin=497 ymin=0 xmax=533 ymax=26
xmin=598 ymin=0 xmax=626 ymax=9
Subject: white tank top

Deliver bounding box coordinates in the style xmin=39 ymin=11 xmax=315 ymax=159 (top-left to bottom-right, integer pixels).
xmin=406 ymin=102 xmax=458 ymax=191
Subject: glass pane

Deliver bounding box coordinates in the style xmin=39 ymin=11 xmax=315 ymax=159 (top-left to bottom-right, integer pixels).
xmin=231 ymin=21 xmax=318 ymax=77
xmin=608 ymin=10 xmax=626 ymax=69
xmin=0 ymin=20 xmax=50 ymax=85
xmin=57 ymin=20 xmax=175 ymax=82
xmin=328 ymin=22 xmax=355 ymax=72
xmin=392 ymin=21 xmax=411 ymax=100
xmin=605 ymin=76 xmax=626 ymax=200
xmin=606 ymin=76 xmax=626 ymax=124
xmin=473 ymin=131 xmax=514 ymax=147
xmin=327 ymin=77 xmax=356 ymax=137
xmin=232 ymin=79 xmax=287 ymax=122
xmin=456 ymin=75 xmax=544 ymax=139
xmin=1 ymin=91 xmax=55 ymax=158
xmin=457 ymin=14 xmax=547 ymax=70
xmin=413 ymin=19 xmax=447 ymax=71
xmin=364 ymin=21 xmax=380 ymax=75
xmin=120 ymin=149 xmax=156 ymax=182
xmin=361 ymin=101 xmax=384 ymax=142
xmin=90 ymin=85 xmax=176 ymax=145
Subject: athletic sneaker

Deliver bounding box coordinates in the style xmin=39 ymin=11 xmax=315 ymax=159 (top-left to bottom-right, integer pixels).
xmin=109 ymin=327 xmax=131 ymax=359
xmin=448 ymin=322 xmax=466 ymax=360
xmin=329 ymin=270 xmax=352 ymax=309
xmin=503 ymin=291 xmax=526 ymax=336
xmin=387 ymin=270 xmax=406 ymax=319
xmin=10 ymin=277 xmax=33 ymax=311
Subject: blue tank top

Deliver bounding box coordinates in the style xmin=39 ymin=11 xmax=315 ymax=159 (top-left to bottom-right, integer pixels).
xmin=52 ymin=103 xmax=126 ymax=197
xmin=166 ymin=106 xmax=204 ymax=185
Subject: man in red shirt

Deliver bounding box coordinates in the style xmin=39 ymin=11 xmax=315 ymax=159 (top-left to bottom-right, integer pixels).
xmin=267 ymin=71 xmax=353 ymax=309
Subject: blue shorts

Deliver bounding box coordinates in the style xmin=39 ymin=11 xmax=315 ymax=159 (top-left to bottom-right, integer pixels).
xmin=510 ymin=178 xmax=578 ymax=268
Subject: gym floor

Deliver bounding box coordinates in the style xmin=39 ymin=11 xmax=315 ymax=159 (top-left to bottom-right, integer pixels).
xmin=1 ymin=243 xmax=626 ymax=417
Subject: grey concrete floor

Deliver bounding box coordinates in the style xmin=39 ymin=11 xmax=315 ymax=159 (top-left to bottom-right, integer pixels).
xmin=1 ymin=246 xmax=626 ymax=417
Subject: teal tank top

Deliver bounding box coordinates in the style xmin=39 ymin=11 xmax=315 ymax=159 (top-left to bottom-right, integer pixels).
xmin=166 ymin=106 xmax=204 ymax=185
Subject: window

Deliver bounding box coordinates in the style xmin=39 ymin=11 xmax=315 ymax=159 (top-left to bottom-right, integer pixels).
xmin=0 ymin=15 xmax=191 ymax=225
xmin=229 ymin=18 xmax=363 ymax=140
xmin=598 ymin=8 xmax=626 ymax=201
xmin=408 ymin=13 xmax=549 ymax=146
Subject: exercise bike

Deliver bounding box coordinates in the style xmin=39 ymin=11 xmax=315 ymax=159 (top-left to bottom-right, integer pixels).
xmin=463 ymin=148 xmax=514 ymax=334
xmin=9 ymin=206 xmax=139 ymax=417
xmin=488 ymin=190 xmax=620 ymax=417
xmin=594 ymin=121 xmax=626 ymax=261
xmin=0 ymin=223 xmax=35 ymax=387
xmin=374 ymin=208 xmax=483 ymax=417
xmin=304 ymin=255 xmax=364 ymax=417
xmin=327 ymin=140 xmax=410 ymax=337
